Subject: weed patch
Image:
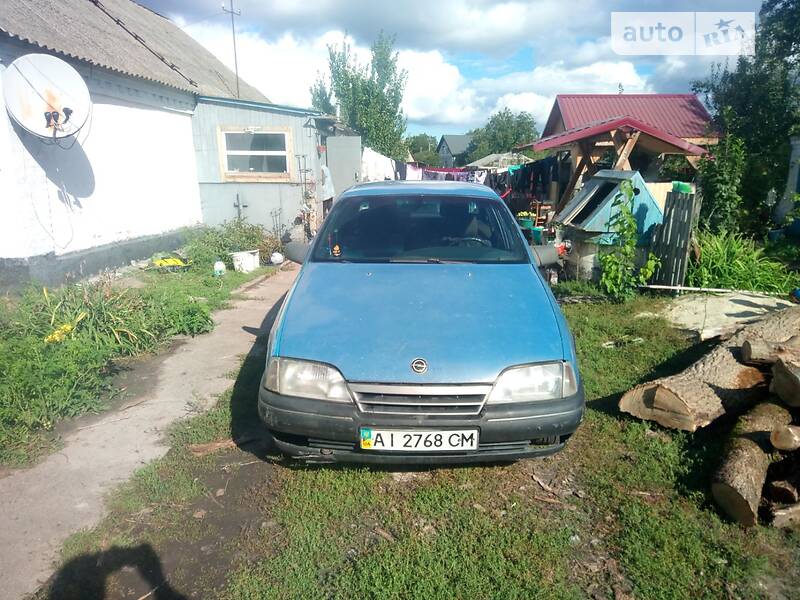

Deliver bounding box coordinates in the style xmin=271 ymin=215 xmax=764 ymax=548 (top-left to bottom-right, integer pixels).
xmin=0 ymin=238 xmax=273 ymax=465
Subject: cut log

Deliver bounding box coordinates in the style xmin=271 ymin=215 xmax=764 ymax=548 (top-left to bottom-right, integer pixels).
xmin=711 ymin=401 xmax=793 ymax=526
xmin=771 ymin=503 xmax=800 ymax=529
xmin=620 ymin=306 xmax=800 ymax=431
xmin=770 ymin=359 xmax=800 ymax=407
xmin=770 ymin=425 xmax=800 ymax=451
xmin=767 ymin=480 xmax=799 ymax=504
xmin=741 ymin=335 xmax=800 ymax=364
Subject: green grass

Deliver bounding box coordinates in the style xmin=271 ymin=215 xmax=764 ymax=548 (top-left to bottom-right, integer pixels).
xmin=46 ymin=294 xmax=800 ymax=599
xmin=0 ymin=262 xmax=273 ymax=466
xmin=562 ymin=298 xmax=795 ymax=599
xmin=687 ymin=230 xmax=800 ymax=293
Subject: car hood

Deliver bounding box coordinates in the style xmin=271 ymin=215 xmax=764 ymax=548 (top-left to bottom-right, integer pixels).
xmin=275 ymin=262 xmax=564 ymax=384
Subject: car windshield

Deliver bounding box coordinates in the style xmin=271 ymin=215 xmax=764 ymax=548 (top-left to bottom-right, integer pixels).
xmin=311 ymin=194 xmax=529 ymax=264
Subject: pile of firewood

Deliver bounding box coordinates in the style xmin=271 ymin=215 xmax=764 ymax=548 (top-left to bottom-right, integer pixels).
xmin=619 ymin=306 xmax=800 ymax=528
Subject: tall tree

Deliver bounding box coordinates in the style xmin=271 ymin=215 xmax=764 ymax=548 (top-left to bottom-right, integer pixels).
xmin=466 ymin=109 xmax=539 ymax=163
xmin=405 ymin=133 xmax=440 ymax=166
xmin=315 ymin=32 xmax=408 ymax=160
xmin=309 ymin=75 xmax=335 ymax=114
xmin=692 ymin=1 xmax=800 ymax=234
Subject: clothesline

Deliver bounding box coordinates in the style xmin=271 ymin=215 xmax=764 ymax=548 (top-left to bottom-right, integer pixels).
xmin=358 ymin=146 xmax=561 ymax=205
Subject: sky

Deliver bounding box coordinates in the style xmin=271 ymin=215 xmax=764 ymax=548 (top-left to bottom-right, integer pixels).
xmin=140 ymin=0 xmax=762 ymax=136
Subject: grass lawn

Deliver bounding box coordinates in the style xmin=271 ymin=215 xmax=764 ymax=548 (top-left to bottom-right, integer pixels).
xmin=43 ymin=295 xmax=800 ymax=599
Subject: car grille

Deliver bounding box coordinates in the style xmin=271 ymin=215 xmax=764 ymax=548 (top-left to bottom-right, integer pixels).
xmin=349 ymin=383 xmax=491 ymax=417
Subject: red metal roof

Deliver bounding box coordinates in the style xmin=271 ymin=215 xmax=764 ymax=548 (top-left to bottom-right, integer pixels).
xmin=523 ymin=116 xmax=707 ymax=156
xmin=543 ymin=94 xmax=714 ymax=139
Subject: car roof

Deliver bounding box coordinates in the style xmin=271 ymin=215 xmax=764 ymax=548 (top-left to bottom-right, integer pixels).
xmin=338 ymin=180 xmax=501 ymax=200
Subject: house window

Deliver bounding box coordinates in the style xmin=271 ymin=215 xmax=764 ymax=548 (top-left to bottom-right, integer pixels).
xmin=222 ymin=131 xmax=289 ymax=177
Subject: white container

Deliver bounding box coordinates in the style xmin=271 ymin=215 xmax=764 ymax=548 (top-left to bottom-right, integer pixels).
xmin=213 ymin=260 xmax=226 ymax=276
xmin=230 ymin=250 xmax=260 ymax=273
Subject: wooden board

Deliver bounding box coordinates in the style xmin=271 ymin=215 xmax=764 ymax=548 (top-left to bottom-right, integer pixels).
xmin=649 ymin=192 xmax=701 ymax=287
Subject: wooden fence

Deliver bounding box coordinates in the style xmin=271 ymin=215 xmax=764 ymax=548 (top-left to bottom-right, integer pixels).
xmin=649 ymin=192 xmax=702 ymax=287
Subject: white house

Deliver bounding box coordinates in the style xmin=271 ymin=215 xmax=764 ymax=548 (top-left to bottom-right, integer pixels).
xmin=0 ymin=0 xmax=359 ymax=286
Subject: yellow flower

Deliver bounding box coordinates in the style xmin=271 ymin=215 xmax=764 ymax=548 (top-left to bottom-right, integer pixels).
xmin=44 ymin=323 xmax=74 ymax=344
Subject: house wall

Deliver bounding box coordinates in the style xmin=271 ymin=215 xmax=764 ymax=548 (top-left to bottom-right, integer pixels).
xmin=439 ymin=143 xmax=454 ymax=168
xmin=192 ymin=99 xmax=322 ymax=233
xmin=0 ymin=40 xmax=202 ymax=266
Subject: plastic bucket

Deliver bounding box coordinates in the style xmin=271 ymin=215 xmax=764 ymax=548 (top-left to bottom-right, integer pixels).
xmin=230 ymin=250 xmax=260 ymax=273
xmin=672 ymin=181 xmax=693 ymax=194
xmin=517 ymin=217 xmax=533 ymax=229
xmin=532 ymin=226 xmax=545 ymax=244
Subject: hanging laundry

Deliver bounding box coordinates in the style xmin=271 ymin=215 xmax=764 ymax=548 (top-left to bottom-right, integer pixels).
xmin=405 ymin=164 xmax=423 ymax=180
xmin=361 ymin=147 xmax=397 ymax=182
xmin=320 ymin=165 xmax=335 ymax=201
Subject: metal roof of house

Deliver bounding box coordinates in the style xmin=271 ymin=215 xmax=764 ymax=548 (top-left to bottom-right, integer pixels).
xmin=522 ymin=115 xmax=707 ymax=156
xmin=437 ymin=134 xmax=473 ymax=156
xmin=543 ymin=94 xmax=714 ymax=139
xmin=0 ymin=0 xmax=268 ymax=102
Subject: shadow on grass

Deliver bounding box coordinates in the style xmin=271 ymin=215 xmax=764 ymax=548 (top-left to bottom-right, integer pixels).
xmin=45 ymin=544 xmax=186 ymax=600
xmin=230 ymin=293 xmax=285 ymax=460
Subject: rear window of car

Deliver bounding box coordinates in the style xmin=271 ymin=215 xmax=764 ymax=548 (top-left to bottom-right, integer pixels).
xmin=311 ymin=194 xmax=529 ymax=264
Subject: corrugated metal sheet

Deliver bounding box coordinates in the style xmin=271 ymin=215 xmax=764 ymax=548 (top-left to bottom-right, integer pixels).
xmin=543 ymin=94 xmax=714 ymax=139
xmin=0 ymin=0 xmax=267 ymax=102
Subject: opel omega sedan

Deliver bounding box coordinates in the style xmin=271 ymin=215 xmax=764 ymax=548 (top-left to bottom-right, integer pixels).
xmin=258 ymin=181 xmax=584 ymax=463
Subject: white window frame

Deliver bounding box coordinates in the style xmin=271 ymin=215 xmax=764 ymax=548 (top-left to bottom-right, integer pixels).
xmin=218 ymin=127 xmax=292 ymax=182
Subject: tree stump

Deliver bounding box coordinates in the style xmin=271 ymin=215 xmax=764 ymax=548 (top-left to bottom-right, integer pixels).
xmin=711 ymin=401 xmax=793 ymax=526
xmin=620 ymin=306 xmax=800 ymax=431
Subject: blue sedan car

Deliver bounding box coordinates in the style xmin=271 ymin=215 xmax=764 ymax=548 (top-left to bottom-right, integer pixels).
xmin=258 ymin=181 xmax=584 ymax=463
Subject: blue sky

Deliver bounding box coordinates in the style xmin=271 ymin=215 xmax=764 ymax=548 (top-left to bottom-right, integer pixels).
xmin=140 ymin=0 xmax=762 ymax=136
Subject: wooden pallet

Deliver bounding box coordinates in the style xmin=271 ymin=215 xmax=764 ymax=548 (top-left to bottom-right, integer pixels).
xmin=650 ymin=192 xmax=702 ymax=287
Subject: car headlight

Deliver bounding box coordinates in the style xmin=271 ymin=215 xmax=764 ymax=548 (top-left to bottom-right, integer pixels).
xmin=487 ymin=362 xmax=578 ymax=404
xmin=265 ymin=357 xmax=352 ymax=402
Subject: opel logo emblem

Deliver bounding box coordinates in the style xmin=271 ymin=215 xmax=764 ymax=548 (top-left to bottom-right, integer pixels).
xmin=410 ymin=358 xmax=428 ymax=374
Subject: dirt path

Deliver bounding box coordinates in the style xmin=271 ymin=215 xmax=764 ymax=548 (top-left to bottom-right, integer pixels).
xmin=0 ymin=265 xmax=297 ymax=600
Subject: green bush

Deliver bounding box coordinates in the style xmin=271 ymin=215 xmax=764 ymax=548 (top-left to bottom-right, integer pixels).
xmin=183 ymin=219 xmax=282 ymax=268
xmin=687 ymin=230 xmax=800 ymax=293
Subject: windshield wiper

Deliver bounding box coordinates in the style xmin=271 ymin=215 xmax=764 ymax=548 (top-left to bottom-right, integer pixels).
xmin=388 ymin=258 xmax=474 ymax=264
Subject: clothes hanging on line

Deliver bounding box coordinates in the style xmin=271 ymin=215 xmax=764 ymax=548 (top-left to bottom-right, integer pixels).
xmin=405 ymin=165 xmax=423 ymax=180
xmin=421 ymin=168 xmax=488 ymax=183
xmin=361 ymin=147 xmax=397 ymax=182
xmin=320 ymin=165 xmax=335 ymax=201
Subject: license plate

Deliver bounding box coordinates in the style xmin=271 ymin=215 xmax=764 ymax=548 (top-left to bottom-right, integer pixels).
xmin=359 ymin=428 xmax=479 ymax=452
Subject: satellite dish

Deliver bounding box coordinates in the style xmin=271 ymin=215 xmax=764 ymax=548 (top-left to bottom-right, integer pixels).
xmin=2 ymin=53 xmax=91 ymax=139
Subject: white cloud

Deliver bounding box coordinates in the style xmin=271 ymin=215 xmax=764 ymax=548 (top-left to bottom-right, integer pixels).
xmin=492 ymin=92 xmax=555 ymax=127
xmin=397 ymin=50 xmax=480 ymax=126
xmin=179 ymin=21 xmax=651 ymax=134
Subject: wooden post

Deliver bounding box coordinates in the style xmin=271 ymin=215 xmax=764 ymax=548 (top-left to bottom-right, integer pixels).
xmin=613 ymin=130 xmax=640 ymax=170
xmin=558 ymin=152 xmax=588 ymax=210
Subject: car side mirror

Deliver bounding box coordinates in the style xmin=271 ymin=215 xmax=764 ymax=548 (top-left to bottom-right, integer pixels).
xmin=283 ymin=241 xmax=310 ymax=264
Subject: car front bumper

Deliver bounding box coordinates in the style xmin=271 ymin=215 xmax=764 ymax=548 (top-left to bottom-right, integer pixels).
xmin=257 ymin=377 xmax=585 ymax=464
